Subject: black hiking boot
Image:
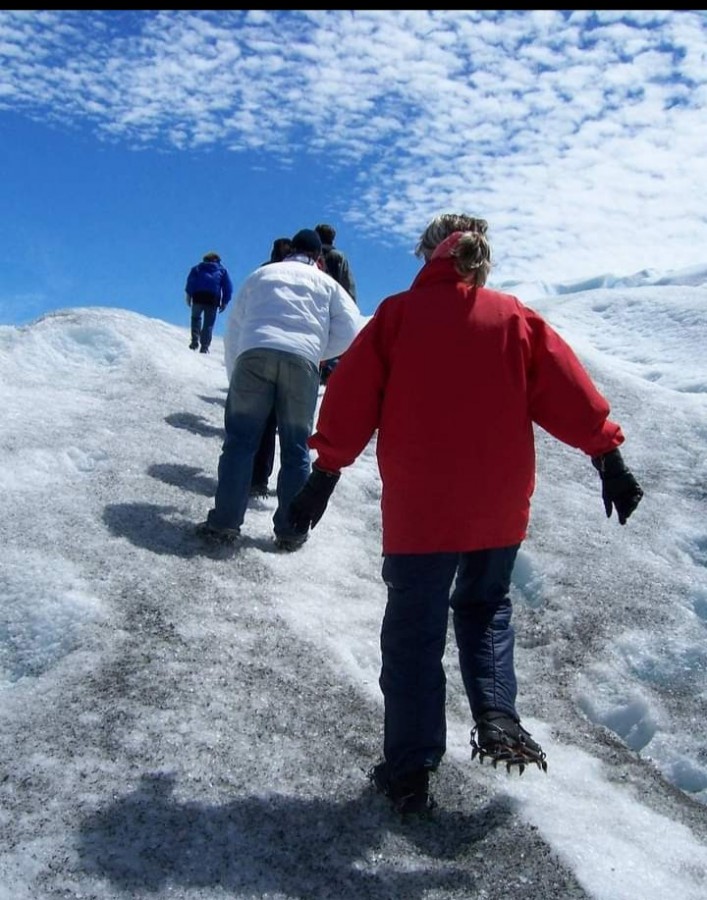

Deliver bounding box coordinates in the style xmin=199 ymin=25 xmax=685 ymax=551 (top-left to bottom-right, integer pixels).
xmin=369 ymin=762 xmax=435 ymax=815
xmin=273 ymin=533 xmax=308 ymax=552
xmin=471 ymin=711 xmax=547 ymax=774
xmin=195 ymin=521 xmax=241 ymax=545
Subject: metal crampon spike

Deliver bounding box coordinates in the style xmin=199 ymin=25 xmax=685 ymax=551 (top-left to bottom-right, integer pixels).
xmin=518 ymin=752 xmax=547 ymax=774
xmin=471 ymin=732 xmax=548 ymax=773
xmin=522 ymin=749 xmax=548 ymax=773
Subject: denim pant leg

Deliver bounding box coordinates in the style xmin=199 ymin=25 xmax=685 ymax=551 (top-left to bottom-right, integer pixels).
xmin=272 ymin=352 xmax=320 ymax=539
xmin=252 ymin=408 xmax=277 ymax=487
xmin=379 ymin=553 xmax=458 ymax=777
xmin=190 ymin=304 xmax=204 ymax=344
xmin=208 ymin=351 xmax=276 ymax=531
xmin=200 ymin=305 xmax=218 ymax=351
xmin=451 ymin=545 xmax=521 ymax=721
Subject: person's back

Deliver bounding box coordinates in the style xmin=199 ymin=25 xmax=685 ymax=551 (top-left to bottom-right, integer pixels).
xmin=187 ymin=259 xmax=230 ymax=300
xmin=311 ymin=232 xmax=623 ymax=552
xmin=370 ymin=268 xmax=620 ymax=550
xmin=225 ymin=243 xmax=360 ymax=379
xmin=198 ymin=228 xmax=362 ymax=552
xmin=262 ymin=237 xmax=292 ymax=266
xmin=322 ymin=256 xmax=356 ymax=302
xmin=314 ymin=223 xmax=356 ymax=302
xmin=184 ymin=251 xmax=234 ymax=353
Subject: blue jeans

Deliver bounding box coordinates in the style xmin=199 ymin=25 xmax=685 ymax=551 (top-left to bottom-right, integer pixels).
xmin=207 ymin=348 xmax=320 ymax=538
xmin=379 ymin=545 xmax=520 ymax=778
xmin=190 ymin=303 xmax=218 ymax=350
xmin=252 ymin=408 xmax=277 ymax=488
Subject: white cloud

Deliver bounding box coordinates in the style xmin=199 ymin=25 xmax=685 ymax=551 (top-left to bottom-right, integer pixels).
xmin=1 ymin=11 xmax=706 ymax=282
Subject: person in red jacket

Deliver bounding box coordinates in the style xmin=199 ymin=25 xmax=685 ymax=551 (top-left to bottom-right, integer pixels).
xmin=287 ymin=213 xmax=644 ymax=815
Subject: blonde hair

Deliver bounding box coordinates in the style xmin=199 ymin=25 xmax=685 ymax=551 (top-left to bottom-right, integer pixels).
xmin=415 ymin=214 xmax=491 ymax=286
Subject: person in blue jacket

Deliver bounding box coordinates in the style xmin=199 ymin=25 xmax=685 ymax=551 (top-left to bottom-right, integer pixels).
xmin=185 ymin=252 xmax=234 ymax=354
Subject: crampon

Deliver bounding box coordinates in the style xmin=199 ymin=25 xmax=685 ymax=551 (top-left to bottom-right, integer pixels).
xmin=470 ymin=711 xmax=548 ymax=775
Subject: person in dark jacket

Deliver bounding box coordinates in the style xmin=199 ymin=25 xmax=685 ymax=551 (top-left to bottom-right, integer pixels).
xmin=314 ymin=224 xmax=357 ymax=300
xmin=264 ymin=237 xmax=293 ymax=266
xmin=185 ymin=251 xmax=234 ymax=354
xmin=287 ymin=213 xmax=644 ymax=815
xmin=314 ymin=224 xmax=357 ymax=384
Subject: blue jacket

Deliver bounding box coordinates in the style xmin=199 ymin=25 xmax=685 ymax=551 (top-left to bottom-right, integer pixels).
xmin=185 ymin=261 xmax=234 ymax=307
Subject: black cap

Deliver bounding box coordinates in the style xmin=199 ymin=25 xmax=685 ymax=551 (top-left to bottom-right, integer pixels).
xmin=291 ymin=229 xmax=322 ymax=256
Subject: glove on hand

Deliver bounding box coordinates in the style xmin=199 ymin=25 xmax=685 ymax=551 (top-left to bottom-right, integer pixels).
xmin=592 ymin=448 xmax=643 ymax=525
xmin=185 ymin=296 xmax=192 ymax=307
xmin=218 ymin=302 xmax=226 ymax=313
xmin=288 ymin=465 xmax=341 ymax=533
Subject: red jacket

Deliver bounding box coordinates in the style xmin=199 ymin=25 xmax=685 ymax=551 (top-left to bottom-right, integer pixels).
xmin=309 ymin=258 xmax=625 ymax=553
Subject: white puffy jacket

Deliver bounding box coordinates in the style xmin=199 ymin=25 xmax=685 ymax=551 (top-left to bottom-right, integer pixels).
xmin=224 ymin=256 xmax=363 ymax=377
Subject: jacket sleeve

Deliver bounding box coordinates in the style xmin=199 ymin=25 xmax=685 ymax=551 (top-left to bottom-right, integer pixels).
xmin=321 ymin=283 xmax=364 ymax=362
xmin=221 ymin=268 xmax=234 ymax=306
xmin=339 ymin=258 xmax=357 ymax=304
xmin=526 ymin=309 xmax=625 ymax=456
xmin=309 ymin=305 xmax=390 ymax=472
xmin=224 ymin=281 xmax=248 ymax=378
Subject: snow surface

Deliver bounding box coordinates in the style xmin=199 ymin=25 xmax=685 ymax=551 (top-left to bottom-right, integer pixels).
xmin=1 ymin=264 xmax=707 ymax=899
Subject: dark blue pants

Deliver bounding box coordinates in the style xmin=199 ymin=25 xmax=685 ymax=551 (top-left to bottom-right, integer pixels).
xmin=190 ymin=302 xmax=218 ymax=351
xmin=380 ymin=545 xmax=520 ymax=778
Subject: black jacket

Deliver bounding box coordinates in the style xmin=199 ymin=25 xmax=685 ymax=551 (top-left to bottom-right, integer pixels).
xmin=321 ymin=244 xmax=357 ymax=304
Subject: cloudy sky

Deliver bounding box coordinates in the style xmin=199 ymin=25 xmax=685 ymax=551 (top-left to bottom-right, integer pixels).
xmin=1 ymin=261 xmax=707 ymax=898
xmin=1 ymin=9 xmax=706 ymax=333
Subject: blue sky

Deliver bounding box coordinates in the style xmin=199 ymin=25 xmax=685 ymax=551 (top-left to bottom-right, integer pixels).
xmin=1 ymin=9 xmax=706 ymax=333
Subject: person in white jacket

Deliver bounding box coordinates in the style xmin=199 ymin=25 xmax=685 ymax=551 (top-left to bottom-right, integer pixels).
xmin=197 ymin=228 xmax=362 ymax=551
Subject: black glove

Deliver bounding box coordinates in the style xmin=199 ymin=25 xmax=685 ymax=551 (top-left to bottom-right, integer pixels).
xmin=288 ymin=465 xmax=341 ymax=533
xmin=592 ymin=448 xmax=643 ymax=525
